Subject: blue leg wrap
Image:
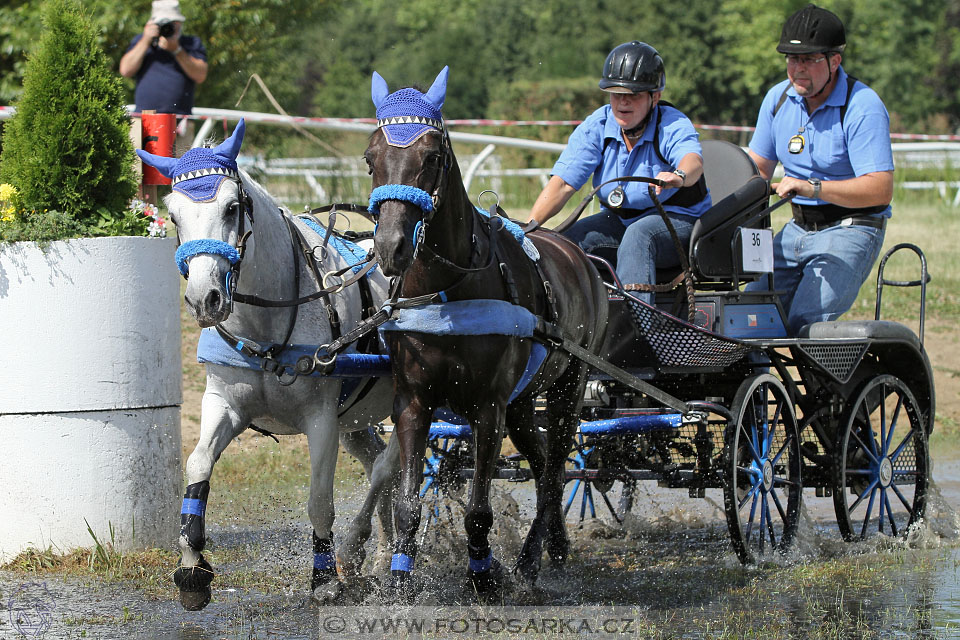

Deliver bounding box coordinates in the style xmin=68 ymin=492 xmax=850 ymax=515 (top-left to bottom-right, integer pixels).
xmin=181 ymin=481 xmax=210 ymax=552
xmin=312 ymin=533 xmax=337 ymax=590
xmin=468 ymin=550 xmax=493 ymax=573
xmin=391 ymin=553 xmax=415 ymax=573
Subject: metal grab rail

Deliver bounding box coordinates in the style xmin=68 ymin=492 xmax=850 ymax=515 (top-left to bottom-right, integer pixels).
xmin=875 ymin=242 xmax=930 ymax=345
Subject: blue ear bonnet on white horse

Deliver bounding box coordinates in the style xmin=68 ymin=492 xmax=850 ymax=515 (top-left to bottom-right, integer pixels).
xmin=136 ymin=119 xmax=246 ymax=202
xmin=371 ymin=66 xmax=448 ymax=147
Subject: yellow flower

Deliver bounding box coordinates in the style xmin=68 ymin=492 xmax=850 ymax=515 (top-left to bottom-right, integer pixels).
xmin=1 ymin=204 xmax=15 ymax=222
xmin=0 ymin=183 xmax=17 ymax=202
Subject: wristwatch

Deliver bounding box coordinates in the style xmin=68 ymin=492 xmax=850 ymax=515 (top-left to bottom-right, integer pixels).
xmin=807 ymin=177 xmax=822 ymax=199
xmin=672 ymin=168 xmax=686 ymax=186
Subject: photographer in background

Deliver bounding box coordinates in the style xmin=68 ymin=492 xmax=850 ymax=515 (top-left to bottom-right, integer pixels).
xmin=119 ymin=0 xmax=207 ymax=115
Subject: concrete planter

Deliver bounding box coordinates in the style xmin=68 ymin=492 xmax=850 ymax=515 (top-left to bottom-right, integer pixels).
xmin=0 ymin=236 xmax=182 ymax=561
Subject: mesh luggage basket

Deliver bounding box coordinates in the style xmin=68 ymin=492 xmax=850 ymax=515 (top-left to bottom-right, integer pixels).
xmin=624 ymin=293 xmax=753 ymax=368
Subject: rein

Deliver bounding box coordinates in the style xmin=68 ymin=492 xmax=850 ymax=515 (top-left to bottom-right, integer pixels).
xmin=544 ymin=175 xmax=697 ymax=323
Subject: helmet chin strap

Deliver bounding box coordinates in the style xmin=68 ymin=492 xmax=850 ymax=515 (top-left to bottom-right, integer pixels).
xmin=622 ymin=94 xmax=657 ymax=138
xmin=807 ymin=54 xmax=836 ymax=100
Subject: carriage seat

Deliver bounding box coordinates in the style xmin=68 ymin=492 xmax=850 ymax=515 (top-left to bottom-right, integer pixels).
xmin=654 ymin=140 xmax=771 ymax=290
xmin=797 ymin=320 xmax=922 ymax=351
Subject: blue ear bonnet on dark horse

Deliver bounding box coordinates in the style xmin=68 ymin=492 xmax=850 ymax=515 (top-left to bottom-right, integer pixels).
xmin=368 ymin=67 xmax=450 ymax=218
xmin=371 ymin=66 xmax=447 ymax=148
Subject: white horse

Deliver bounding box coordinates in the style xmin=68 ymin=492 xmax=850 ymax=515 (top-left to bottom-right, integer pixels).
xmin=138 ymin=119 xmax=399 ymax=609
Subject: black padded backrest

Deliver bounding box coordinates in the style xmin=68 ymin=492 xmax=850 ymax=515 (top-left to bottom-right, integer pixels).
xmin=701 ymin=140 xmax=761 ymax=203
xmin=688 ymin=142 xmax=770 ymax=284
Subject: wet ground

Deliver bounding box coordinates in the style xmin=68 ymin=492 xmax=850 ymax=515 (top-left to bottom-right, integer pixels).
xmin=2 ymin=448 xmax=960 ymax=639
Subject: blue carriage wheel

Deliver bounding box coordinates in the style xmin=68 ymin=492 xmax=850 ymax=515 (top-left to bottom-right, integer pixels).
xmin=722 ymin=373 xmax=802 ymax=564
xmin=832 ymin=374 xmax=929 ymax=541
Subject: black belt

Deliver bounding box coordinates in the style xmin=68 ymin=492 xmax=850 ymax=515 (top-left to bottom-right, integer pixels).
xmin=791 ymin=203 xmax=887 ymax=232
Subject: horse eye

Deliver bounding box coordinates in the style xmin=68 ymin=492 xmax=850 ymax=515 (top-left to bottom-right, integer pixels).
xmin=363 ymin=155 xmax=374 ymax=175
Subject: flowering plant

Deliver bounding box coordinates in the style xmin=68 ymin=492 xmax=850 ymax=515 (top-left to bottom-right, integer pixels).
xmin=0 ymin=0 xmax=142 ymax=244
xmin=0 ymin=183 xmax=22 ymax=223
xmin=130 ymin=198 xmax=168 ymax=238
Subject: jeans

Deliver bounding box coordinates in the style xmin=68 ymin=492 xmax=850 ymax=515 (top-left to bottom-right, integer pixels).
xmin=564 ymin=209 xmax=696 ymax=306
xmin=747 ymin=219 xmax=886 ymax=335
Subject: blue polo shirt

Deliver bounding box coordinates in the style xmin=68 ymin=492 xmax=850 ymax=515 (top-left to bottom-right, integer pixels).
xmin=127 ymin=34 xmax=207 ymax=115
xmin=749 ymin=66 xmax=893 ymax=215
xmin=552 ymin=103 xmax=712 ymax=220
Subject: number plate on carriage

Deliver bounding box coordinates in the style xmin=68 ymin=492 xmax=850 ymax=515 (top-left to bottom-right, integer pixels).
xmin=740 ymin=228 xmax=773 ymax=272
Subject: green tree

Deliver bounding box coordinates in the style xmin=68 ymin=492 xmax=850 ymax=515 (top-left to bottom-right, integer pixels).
xmin=0 ymin=0 xmax=138 ymax=235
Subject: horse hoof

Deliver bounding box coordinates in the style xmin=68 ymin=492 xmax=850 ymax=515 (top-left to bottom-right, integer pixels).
xmin=312 ymin=579 xmax=344 ymax=605
xmin=179 ymin=586 xmax=212 ymax=611
xmin=388 ymin=572 xmax=416 ymax=604
xmin=512 ymin=558 xmax=539 ymax=586
xmin=336 ymin=549 xmax=366 ymax=578
xmin=469 ymin=558 xmax=504 ymax=594
xmin=174 ymin=556 xmax=214 ymax=611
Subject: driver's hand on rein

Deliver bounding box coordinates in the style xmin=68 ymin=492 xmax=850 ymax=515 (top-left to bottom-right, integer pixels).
xmin=772 ymin=176 xmax=816 ymax=200
xmin=653 ymin=171 xmax=683 ymax=195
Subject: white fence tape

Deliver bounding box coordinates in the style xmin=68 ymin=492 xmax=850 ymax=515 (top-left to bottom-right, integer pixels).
xmin=3 ymin=105 xmax=960 ymax=203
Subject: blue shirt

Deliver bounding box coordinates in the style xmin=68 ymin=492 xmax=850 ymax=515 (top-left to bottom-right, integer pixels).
xmin=552 ymin=103 xmax=712 ymax=220
xmin=749 ymin=66 xmax=893 ymax=215
xmin=127 ymin=34 xmax=207 ymax=115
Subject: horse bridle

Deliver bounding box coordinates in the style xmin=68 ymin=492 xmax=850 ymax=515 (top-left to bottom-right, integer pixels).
xmin=172 ymin=171 xmax=254 ymax=310
xmin=368 ymin=120 xmax=452 ymax=257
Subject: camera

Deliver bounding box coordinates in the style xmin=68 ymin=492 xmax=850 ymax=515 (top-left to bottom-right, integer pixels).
xmin=156 ymin=18 xmax=176 ymax=38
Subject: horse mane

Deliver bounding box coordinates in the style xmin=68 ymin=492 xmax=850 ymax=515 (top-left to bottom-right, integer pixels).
xmin=239 ymin=168 xmax=285 ymax=217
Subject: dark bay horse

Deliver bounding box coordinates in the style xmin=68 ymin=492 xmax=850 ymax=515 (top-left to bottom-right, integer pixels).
xmin=365 ymin=67 xmax=608 ymax=592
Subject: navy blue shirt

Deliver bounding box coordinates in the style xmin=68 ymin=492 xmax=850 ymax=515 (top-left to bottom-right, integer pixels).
xmin=127 ymin=34 xmax=206 ymax=115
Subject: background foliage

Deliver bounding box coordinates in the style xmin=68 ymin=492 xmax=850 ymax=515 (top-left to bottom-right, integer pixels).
xmin=3 ymin=0 xmax=960 ymax=132
xmin=0 ymin=0 xmax=139 ymax=239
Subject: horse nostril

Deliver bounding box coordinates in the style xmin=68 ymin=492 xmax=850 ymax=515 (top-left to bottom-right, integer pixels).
xmin=204 ymin=290 xmax=222 ymax=314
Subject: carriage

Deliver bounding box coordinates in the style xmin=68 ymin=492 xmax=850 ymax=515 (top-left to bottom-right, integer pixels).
xmin=415 ymin=138 xmax=933 ymax=565
xmin=145 ymin=69 xmax=933 ymax=607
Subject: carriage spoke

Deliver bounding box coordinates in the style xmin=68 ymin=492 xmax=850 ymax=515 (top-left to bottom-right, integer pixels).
xmin=739 ymin=424 xmax=763 ymax=463
xmin=563 ymin=479 xmax=582 ymax=515
xmin=884 ymin=395 xmax=903 ymax=456
xmin=878 ymin=384 xmax=887 ymax=457
xmin=745 ymin=491 xmax=760 ymax=542
xmin=889 ymin=429 xmax=917 ymax=463
xmin=765 ymin=499 xmax=777 ymax=547
xmin=598 ymin=487 xmax=622 ymax=525
xmin=850 ymin=428 xmax=880 ymax=464
xmin=884 ymin=492 xmax=898 ymax=536
xmin=770 ymin=487 xmax=788 ymax=522
xmin=864 ymin=397 xmax=880 ymax=458
xmin=878 ymin=488 xmax=886 ymax=534
xmin=767 ymin=397 xmax=784 ymax=453
xmin=758 ymin=493 xmax=767 ymax=552
xmin=860 ymin=486 xmax=879 ymax=538
xmin=773 ymin=475 xmax=801 ymax=488
xmin=739 ymin=483 xmax=760 ymax=510
xmin=891 ymin=483 xmax=913 ymax=512
xmin=770 ymin=434 xmax=793 ymax=467
xmin=849 ymin=478 xmax=880 ymax=514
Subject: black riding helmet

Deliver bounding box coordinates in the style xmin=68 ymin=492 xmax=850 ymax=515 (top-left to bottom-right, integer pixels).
xmin=599 ymin=41 xmax=665 ymax=94
xmin=777 ymin=4 xmax=846 ymax=54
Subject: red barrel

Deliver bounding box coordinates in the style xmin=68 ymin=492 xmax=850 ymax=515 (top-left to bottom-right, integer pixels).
xmin=141 ymin=112 xmax=177 ymax=185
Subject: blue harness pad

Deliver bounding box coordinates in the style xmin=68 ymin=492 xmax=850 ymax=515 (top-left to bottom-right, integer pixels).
xmin=380 ymin=301 xmax=548 ymax=403
xmin=379 ymin=299 xmax=537 ymax=337
xmin=197 ymin=327 xmax=391 ymax=381
xmin=475 ymin=206 xmax=525 ymax=245
xmin=297 ymin=216 xmax=370 ymax=275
